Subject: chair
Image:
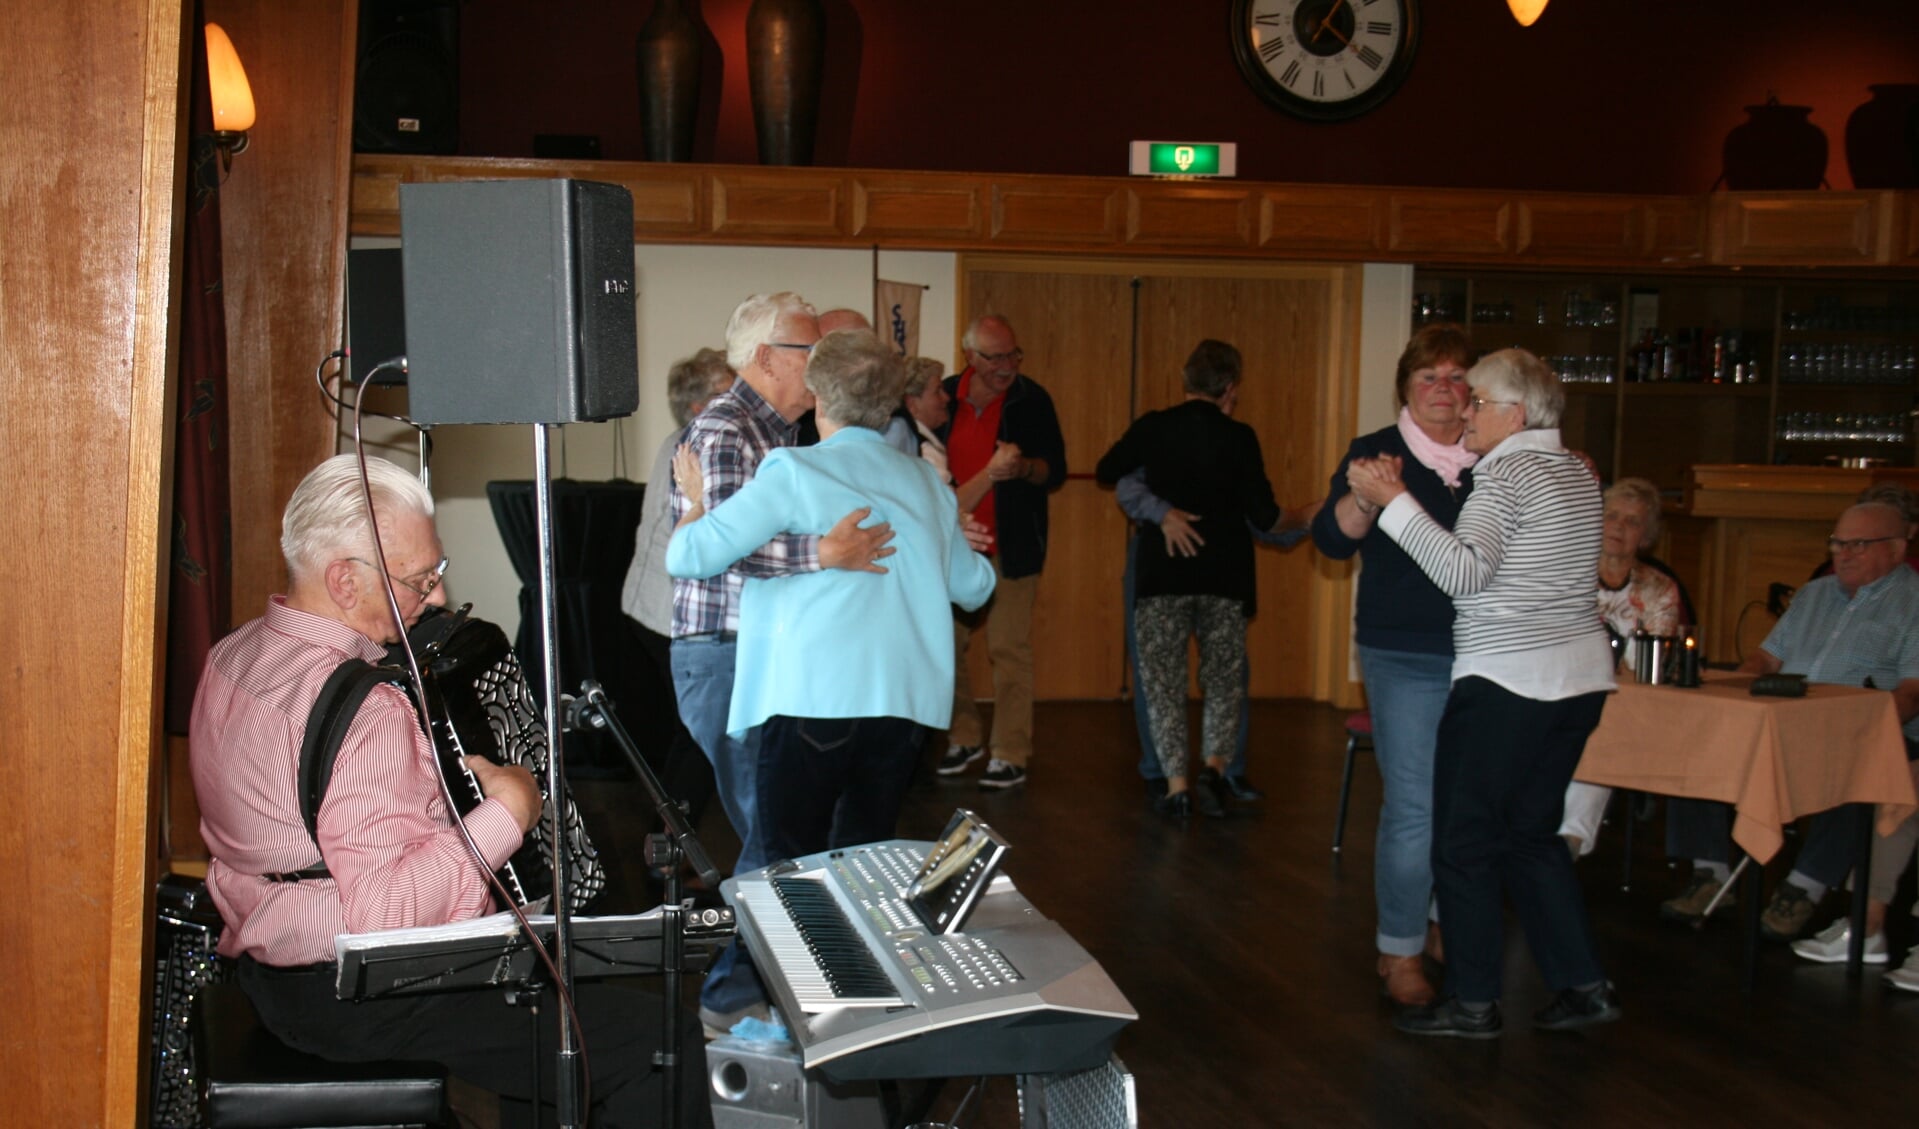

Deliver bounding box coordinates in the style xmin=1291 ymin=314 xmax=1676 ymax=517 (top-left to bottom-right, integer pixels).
xmin=1334 ymin=710 xmax=1374 ymax=853
xmin=196 ymin=979 xmax=453 ymax=1129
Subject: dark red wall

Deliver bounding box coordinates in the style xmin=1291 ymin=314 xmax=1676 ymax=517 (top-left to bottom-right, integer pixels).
xmin=454 ymin=0 xmax=1919 ymax=193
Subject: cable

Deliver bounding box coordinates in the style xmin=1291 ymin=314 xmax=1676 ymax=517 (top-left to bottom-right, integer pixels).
xmin=949 ymin=1078 xmax=982 ymax=1128
xmin=314 ymin=351 xmax=352 ymax=419
xmin=346 ymin=387 xmax=593 ymax=1115
xmin=1731 ymin=599 xmax=1768 ymax=666
xmin=315 ymin=351 xmax=426 ymax=431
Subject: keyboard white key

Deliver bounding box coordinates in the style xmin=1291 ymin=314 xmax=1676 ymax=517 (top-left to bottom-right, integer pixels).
xmin=734 ymin=878 xmax=903 ymax=1011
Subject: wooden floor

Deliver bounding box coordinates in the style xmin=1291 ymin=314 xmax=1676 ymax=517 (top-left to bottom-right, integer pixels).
xmin=575 ymin=699 xmax=1919 ymax=1128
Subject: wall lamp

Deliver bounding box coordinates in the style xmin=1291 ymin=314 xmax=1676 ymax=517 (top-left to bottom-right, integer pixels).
xmin=1506 ymin=1 xmax=1550 ymax=26
xmin=206 ymin=22 xmax=255 ymax=167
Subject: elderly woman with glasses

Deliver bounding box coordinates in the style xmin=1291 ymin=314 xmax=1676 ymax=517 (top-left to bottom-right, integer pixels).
xmin=1311 ymin=322 xmax=1477 ymax=1008
xmin=1558 ymin=476 xmax=1681 ymax=859
xmin=1346 ymin=347 xmax=1619 ymax=1039
xmin=666 ymin=330 xmax=996 ymax=865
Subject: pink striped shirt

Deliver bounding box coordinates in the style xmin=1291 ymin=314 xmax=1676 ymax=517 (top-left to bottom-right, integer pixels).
xmin=191 ymin=597 xmax=522 ymax=966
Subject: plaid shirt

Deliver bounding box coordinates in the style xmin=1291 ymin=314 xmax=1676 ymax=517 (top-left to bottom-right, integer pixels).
xmin=670 ymin=379 xmax=821 ymax=635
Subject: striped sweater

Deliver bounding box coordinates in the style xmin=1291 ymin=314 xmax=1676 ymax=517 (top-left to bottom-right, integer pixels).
xmin=1378 ymin=429 xmax=1611 ymax=692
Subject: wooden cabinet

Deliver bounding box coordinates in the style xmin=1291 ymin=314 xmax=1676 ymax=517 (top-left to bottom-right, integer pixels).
xmin=1412 ymin=272 xmax=1919 ymax=495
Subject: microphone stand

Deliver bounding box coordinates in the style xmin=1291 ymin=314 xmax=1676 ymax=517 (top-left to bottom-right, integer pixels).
xmin=566 ymin=678 xmax=723 ymax=1129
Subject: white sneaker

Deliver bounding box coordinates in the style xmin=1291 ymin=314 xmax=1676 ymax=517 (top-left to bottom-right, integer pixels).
xmin=1887 ymin=948 xmax=1919 ymax=993
xmin=1790 ymin=919 xmax=1887 ymax=964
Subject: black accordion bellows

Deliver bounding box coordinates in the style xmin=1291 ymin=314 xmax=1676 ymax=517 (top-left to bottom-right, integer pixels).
xmin=394 ymin=605 xmax=606 ymax=912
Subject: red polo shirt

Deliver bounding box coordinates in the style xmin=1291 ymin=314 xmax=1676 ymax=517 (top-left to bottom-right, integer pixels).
xmin=947 ymin=366 xmax=1004 ymax=546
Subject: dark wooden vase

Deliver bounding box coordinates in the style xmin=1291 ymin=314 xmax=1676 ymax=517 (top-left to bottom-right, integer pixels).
xmin=1722 ymin=95 xmax=1828 ymax=190
xmin=1844 ymin=84 xmax=1919 ymax=189
xmin=635 ymin=0 xmax=705 ymax=162
xmin=745 ymin=0 xmax=825 ymax=166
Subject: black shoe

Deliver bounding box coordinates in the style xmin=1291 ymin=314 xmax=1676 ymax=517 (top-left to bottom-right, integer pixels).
xmin=1155 ymin=791 xmax=1192 ymax=820
xmin=1532 ymin=982 xmax=1621 ymax=1031
xmin=1144 ymin=777 xmax=1169 ymax=805
xmin=978 ymin=760 xmax=1027 ymax=790
xmin=1192 ymin=768 xmax=1227 ymax=818
xmin=936 ymin=745 xmax=985 ymax=776
xmin=1392 ymin=998 xmax=1502 ymax=1040
xmin=1222 ymin=774 xmax=1264 ymax=801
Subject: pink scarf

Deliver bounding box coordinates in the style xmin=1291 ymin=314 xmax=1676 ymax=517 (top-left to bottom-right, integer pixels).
xmin=1396 ymin=406 xmax=1476 ymax=488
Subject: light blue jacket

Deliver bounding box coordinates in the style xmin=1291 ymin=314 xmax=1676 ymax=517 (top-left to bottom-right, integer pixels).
xmin=666 ymin=427 xmax=996 ymax=737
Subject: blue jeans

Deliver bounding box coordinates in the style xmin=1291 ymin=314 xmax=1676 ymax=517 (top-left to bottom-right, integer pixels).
xmin=1125 ymin=533 xmax=1248 ymax=778
xmin=670 ymin=634 xmax=768 ymax=1016
xmin=1356 ymin=644 xmax=1453 ymax=957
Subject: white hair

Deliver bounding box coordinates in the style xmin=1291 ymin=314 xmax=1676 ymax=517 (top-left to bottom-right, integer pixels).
xmin=281 ymin=454 xmax=434 ymax=582
xmin=1468 ymin=347 xmax=1563 ymax=429
xmin=724 ymin=291 xmax=816 ymax=373
xmin=961 ymin=313 xmax=1015 ymax=353
xmin=806 ymin=329 xmax=907 ymax=431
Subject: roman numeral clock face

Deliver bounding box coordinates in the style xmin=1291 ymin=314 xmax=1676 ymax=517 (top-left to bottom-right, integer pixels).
xmin=1231 ymin=0 xmax=1420 ymax=122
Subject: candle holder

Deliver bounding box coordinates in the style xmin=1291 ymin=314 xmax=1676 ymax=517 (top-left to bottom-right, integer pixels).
xmin=1675 ymin=627 xmax=1703 ymax=687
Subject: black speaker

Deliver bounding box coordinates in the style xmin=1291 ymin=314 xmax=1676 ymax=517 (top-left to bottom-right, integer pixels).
xmin=399 ymin=179 xmax=639 ymax=426
xmin=344 ymin=247 xmax=408 ymax=385
xmin=354 ymin=0 xmax=459 ymax=154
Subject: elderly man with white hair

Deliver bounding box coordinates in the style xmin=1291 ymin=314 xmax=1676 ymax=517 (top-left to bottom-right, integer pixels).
xmin=668 ymin=291 xmax=894 ymax=1034
xmin=191 ymin=454 xmax=709 ymax=1127
xmin=1663 ymin=499 xmax=1919 ymax=967
xmin=668 ymin=330 xmax=994 ymax=870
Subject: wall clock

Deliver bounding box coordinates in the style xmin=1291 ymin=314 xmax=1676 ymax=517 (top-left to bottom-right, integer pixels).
xmin=1230 ymin=0 xmax=1420 ymax=122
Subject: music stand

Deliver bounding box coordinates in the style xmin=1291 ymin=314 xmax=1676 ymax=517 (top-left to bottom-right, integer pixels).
xmin=335 ymin=910 xmax=716 ymax=1002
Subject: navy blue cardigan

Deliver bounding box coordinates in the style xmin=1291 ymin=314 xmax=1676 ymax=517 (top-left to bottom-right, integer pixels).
xmin=1310 ymin=423 xmax=1472 ymax=656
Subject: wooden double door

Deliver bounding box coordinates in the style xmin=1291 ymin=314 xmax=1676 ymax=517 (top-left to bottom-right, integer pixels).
xmin=957 ymin=256 xmax=1362 ymax=704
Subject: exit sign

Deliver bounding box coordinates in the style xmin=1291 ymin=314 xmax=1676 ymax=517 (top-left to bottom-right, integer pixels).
xmin=1128 ymin=141 xmax=1237 ymax=177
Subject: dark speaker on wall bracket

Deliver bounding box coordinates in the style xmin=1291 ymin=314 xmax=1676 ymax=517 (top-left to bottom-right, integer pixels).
xmin=345 ymin=247 xmax=409 ymax=386
xmin=354 ymin=0 xmax=460 ymax=154
xmin=398 ymin=179 xmax=639 ymax=426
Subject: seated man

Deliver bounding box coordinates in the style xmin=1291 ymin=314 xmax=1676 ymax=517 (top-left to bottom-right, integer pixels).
xmin=1660 ymin=501 xmax=1919 ymax=948
xmin=191 ymin=454 xmax=709 ymax=1128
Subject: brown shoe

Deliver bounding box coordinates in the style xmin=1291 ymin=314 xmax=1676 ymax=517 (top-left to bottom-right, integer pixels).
xmin=1378 ymin=953 xmax=1436 ymax=1007
xmin=1424 ymin=922 xmax=1446 ymax=965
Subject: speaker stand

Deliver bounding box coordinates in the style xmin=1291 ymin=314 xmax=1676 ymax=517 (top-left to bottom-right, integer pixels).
xmin=530 ymin=424 xmax=582 ymax=1129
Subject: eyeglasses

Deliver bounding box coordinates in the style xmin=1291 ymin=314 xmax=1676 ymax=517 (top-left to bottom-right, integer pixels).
xmin=972 ymin=347 xmax=1023 ymax=364
xmin=350 ymin=556 xmax=449 ymax=599
xmin=768 ymin=342 xmax=815 ymax=356
xmin=1827 ymin=536 xmax=1899 ymax=554
xmin=1468 ymin=396 xmax=1521 ymax=412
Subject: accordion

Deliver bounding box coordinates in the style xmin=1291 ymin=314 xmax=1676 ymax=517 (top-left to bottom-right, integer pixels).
xmin=395 ymin=604 xmax=606 ymax=912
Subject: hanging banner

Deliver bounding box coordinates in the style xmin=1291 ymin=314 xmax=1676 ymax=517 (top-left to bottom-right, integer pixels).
xmin=876 ymin=279 xmax=923 ymax=358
